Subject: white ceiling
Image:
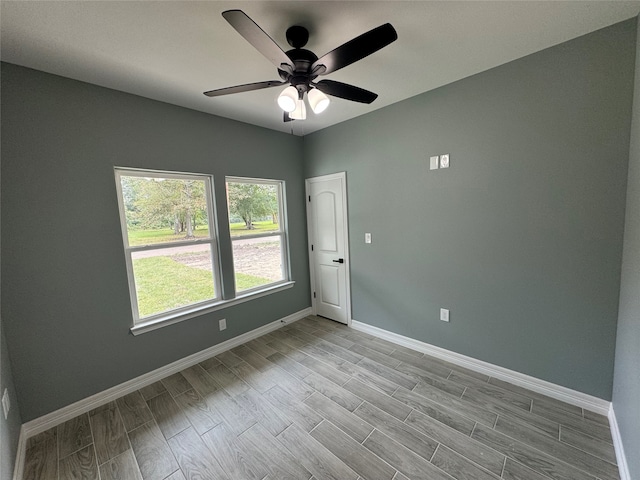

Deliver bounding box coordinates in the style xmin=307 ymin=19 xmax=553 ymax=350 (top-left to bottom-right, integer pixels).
xmin=2 ymin=1 xmax=639 ymax=136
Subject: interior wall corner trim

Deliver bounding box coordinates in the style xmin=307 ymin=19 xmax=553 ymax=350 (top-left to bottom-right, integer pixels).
xmin=14 ymin=306 xmax=311 ymax=477
xmin=350 ymin=319 xmax=611 ymax=415
xmin=608 ymin=404 xmax=631 ymax=480
xmin=11 ymin=425 xmax=27 ymax=480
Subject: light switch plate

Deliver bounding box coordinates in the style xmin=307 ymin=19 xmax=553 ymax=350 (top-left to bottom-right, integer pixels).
xmin=219 ymin=319 xmax=227 ymax=331
xmin=440 ymin=154 xmax=450 ymax=169
xmin=365 ymin=233 xmax=372 ymax=244
xmin=429 ymin=155 xmax=439 ymax=170
xmin=440 ymin=308 xmax=450 ymax=322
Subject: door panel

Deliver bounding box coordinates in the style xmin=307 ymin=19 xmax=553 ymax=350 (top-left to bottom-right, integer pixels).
xmin=319 ymin=265 xmax=340 ymax=306
xmin=316 ymin=192 xmax=338 ymax=252
xmin=306 ymin=173 xmax=350 ymax=324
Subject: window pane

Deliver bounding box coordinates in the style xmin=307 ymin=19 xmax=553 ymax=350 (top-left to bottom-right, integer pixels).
xmin=232 ymin=236 xmax=284 ymax=292
xmin=120 ymin=176 xmax=210 ymax=246
xmin=132 ymin=244 xmax=216 ymax=318
xmin=227 ymin=182 xmax=280 ymax=237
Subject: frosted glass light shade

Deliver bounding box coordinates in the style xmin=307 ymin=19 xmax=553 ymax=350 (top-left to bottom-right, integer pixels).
xmin=277 ymin=86 xmax=298 ymax=112
xmin=308 ymin=88 xmax=330 ymax=114
xmin=290 ymin=99 xmax=307 ymax=120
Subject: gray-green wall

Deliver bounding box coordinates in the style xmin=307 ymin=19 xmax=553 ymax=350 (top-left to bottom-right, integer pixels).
xmin=1 ymin=97 xmax=23 ymax=478
xmin=0 ymin=62 xmax=310 ymax=421
xmin=304 ymin=19 xmax=636 ymax=400
xmin=612 ymin=17 xmax=640 ymax=480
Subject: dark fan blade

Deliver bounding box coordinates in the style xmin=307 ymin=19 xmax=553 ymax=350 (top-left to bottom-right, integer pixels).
xmin=222 ymin=10 xmax=294 ymax=70
xmin=311 ymin=23 xmax=397 ymax=75
xmin=315 ymin=80 xmax=378 ymax=104
xmin=204 ymin=80 xmax=285 ymax=97
xmin=284 ymin=111 xmax=294 ymax=122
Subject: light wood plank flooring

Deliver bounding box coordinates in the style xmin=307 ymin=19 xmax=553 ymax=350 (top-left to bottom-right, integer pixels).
xmin=23 ymin=315 xmax=619 ymax=480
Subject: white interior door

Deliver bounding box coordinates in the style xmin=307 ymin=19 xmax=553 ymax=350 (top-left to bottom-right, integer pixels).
xmin=306 ymin=172 xmax=350 ymax=324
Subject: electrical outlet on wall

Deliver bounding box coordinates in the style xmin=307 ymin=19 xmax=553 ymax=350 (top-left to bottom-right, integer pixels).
xmin=440 ymin=154 xmax=450 ymax=169
xmin=2 ymin=388 xmax=10 ymax=419
xmin=440 ymin=308 xmax=450 ymax=322
xmin=219 ymin=319 xmax=227 ymax=331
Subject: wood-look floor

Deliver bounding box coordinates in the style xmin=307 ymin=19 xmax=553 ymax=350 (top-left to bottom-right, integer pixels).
xmin=23 ymin=315 xmax=619 ymax=480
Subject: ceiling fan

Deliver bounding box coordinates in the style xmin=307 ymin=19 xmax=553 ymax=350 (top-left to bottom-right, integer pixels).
xmin=204 ymin=10 xmax=398 ymax=121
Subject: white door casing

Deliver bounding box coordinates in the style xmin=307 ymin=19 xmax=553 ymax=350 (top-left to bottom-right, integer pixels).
xmin=306 ymin=172 xmax=351 ymax=325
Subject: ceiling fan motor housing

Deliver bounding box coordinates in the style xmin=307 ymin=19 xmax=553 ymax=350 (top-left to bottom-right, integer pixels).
xmin=278 ymin=25 xmax=324 ymax=96
xmin=286 ymin=25 xmax=309 ymax=49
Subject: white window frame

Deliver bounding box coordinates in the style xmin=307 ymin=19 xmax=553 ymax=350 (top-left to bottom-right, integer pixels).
xmin=226 ymin=176 xmax=291 ymax=294
xmin=114 ymin=169 xmax=295 ymax=336
xmin=114 ymin=167 xmax=222 ymax=326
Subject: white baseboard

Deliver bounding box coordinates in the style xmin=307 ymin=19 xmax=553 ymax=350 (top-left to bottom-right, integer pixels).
xmin=350 ymin=319 xmax=611 ymax=415
xmin=609 ymin=405 xmax=631 ymax=480
xmin=13 ymin=307 xmax=310 ymax=479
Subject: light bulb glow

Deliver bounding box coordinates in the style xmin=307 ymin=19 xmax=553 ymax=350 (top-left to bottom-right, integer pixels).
xmin=277 ymin=86 xmax=297 ymax=112
xmin=308 ymin=88 xmax=330 ymax=114
xmin=290 ymin=99 xmax=307 ymax=120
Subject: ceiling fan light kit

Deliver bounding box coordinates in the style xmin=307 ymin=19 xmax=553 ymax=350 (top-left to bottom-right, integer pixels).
xmin=277 ymin=86 xmax=298 ymax=112
xmin=204 ymin=9 xmax=398 ymax=122
xmin=307 ymin=88 xmax=330 ymax=114
xmin=290 ymin=99 xmax=307 ymax=120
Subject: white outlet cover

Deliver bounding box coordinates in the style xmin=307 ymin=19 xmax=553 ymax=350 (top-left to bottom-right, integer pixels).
xmin=365 ymin=233 xmax=372 ymax=244
xmin=440 ymin=154 xmax=450 ymax=168
xmin=219 ymin=318 xmax=227 ymax=331
xmin=440 ymin=308 xmax=450 ymax=322
xmin=2 ymin=388 xmax=9 ymax=419
xmin=429 ymin=155 xmax=439 ymax=170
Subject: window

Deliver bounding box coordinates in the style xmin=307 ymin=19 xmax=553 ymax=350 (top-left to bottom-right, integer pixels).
xmin=115 ymin=169 xmax=293 ymax=333
xmin=115 ymin=169 xmax=220 ymax=324
xmin=226 ymin=177 xmax=289 ymax=293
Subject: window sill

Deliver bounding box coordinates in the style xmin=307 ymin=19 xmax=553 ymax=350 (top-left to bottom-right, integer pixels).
xmin=130 ymin=281 xmax=295 ymax=336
